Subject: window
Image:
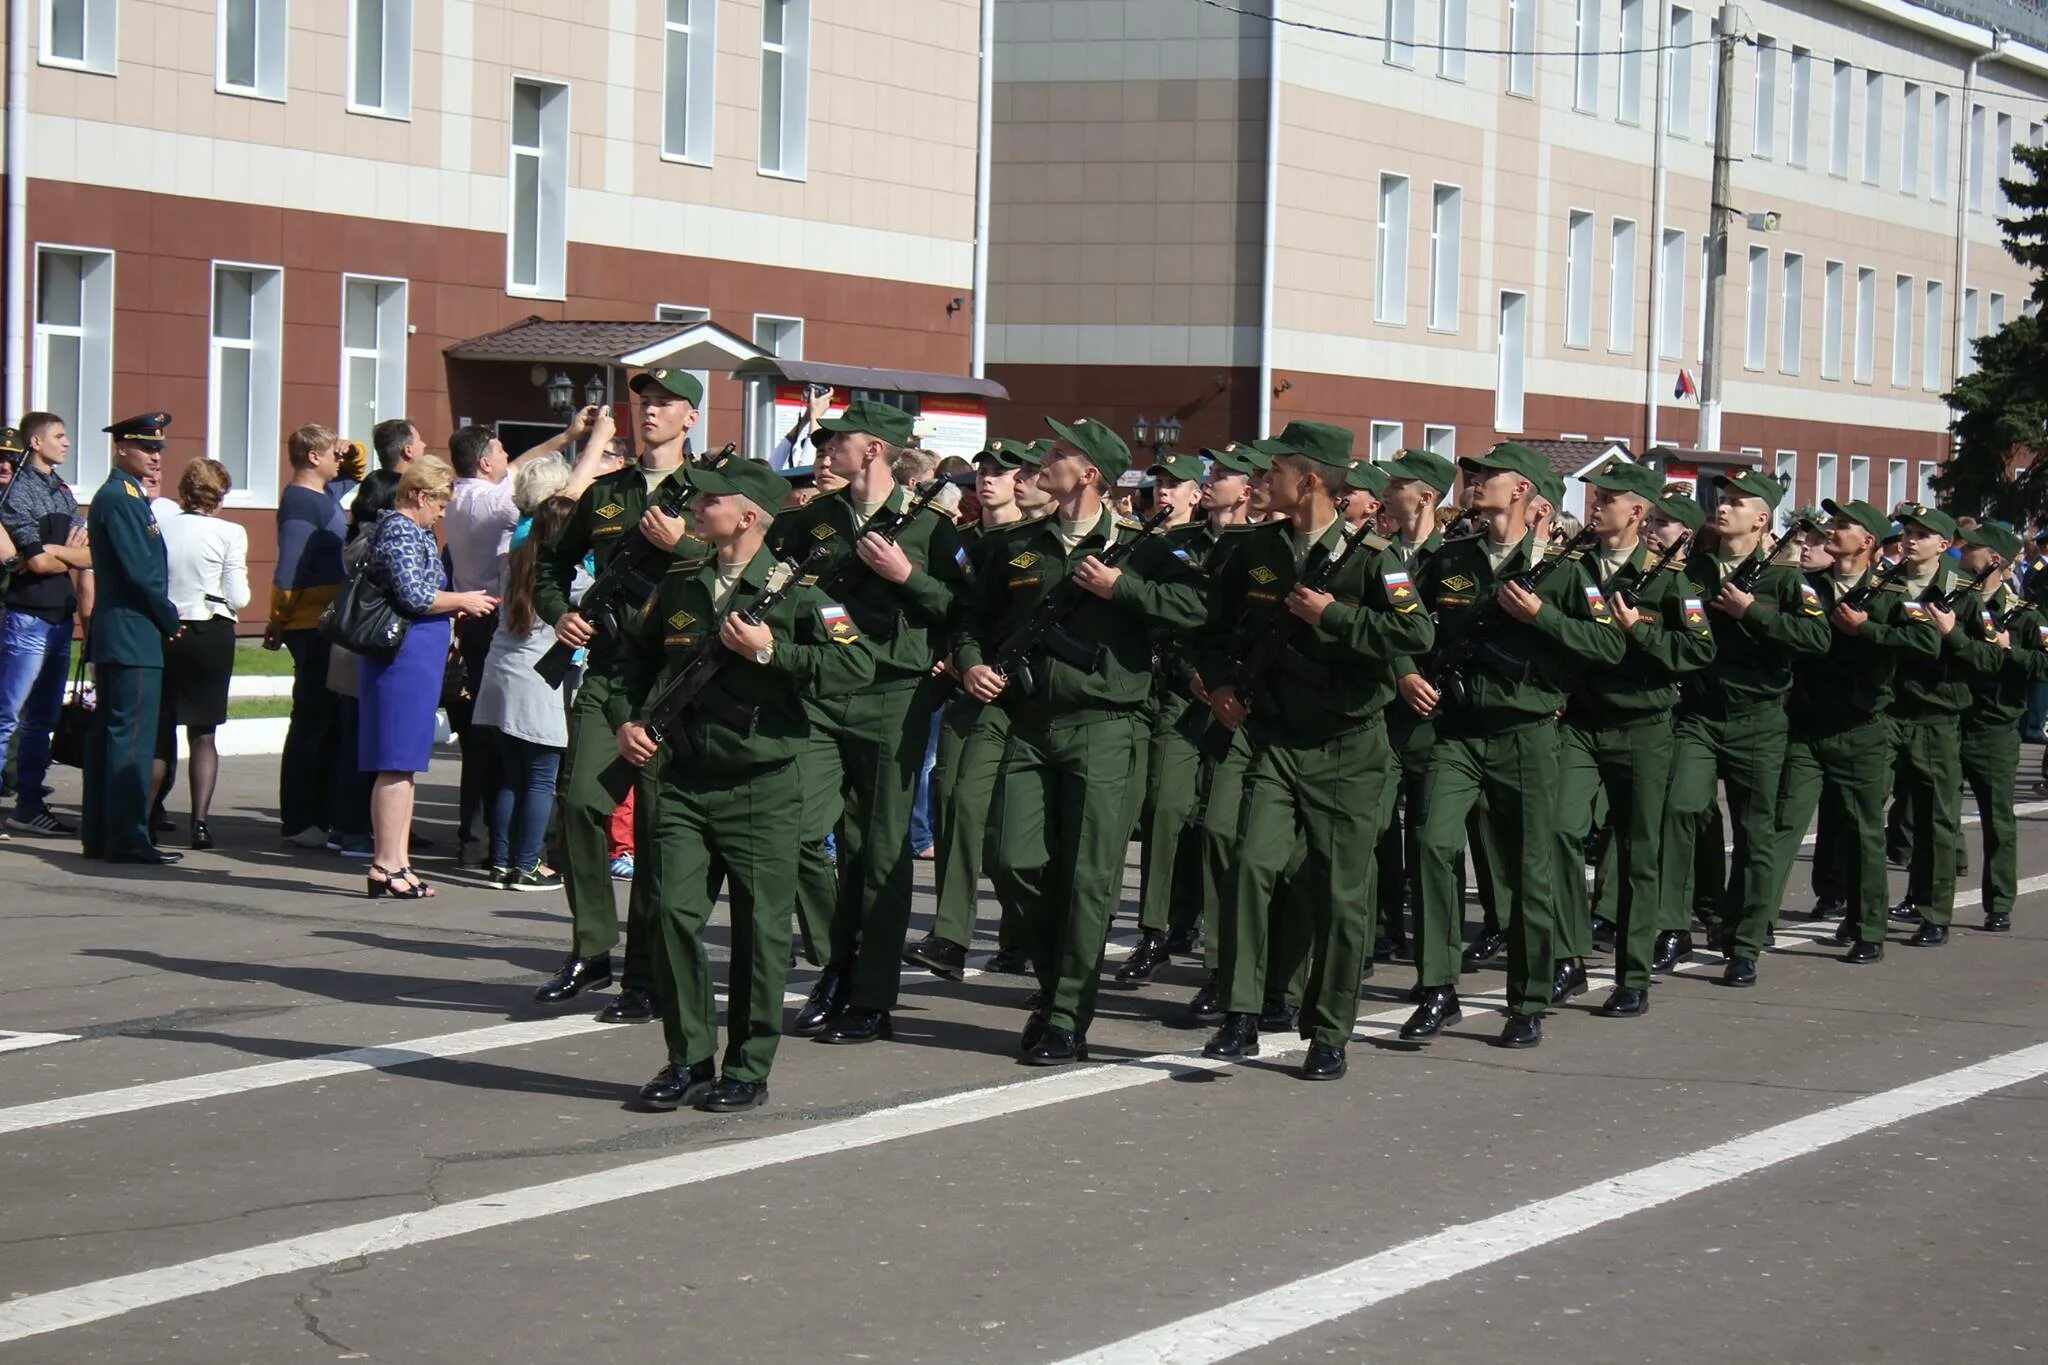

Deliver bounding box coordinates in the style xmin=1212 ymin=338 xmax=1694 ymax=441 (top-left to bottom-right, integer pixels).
xmin=1789 ymin=47 xmax=1811 ymax=166
xmin=41 ymin=0 xmax=117 ymax=73
xmin=1775 ymin=450 xmax=1798 ymax=509
xmin=759 ymin=0 xmax=811 ymax=177
xmin=1744 ymin=245 xmax=1768 ymax=369
xmin=1497 ymin=292 xmax=1528 ymax=432
xmin=1751 ymin=36 xmax=1777 ymax=158
xmin=1917 ymin=462 xmax=1936 ymax=504
xmin=1821 ymin=260 xmax=1844 ymax=380
xmin=1385 ymin=0 xmax=1414 ymax=68
xmin=1424 ymin=423 xmax=1456 ymax=459
xmin=1429 ymin=184 xmax=1461 ymax=332
xmin=1886 ymin=458 xmax=1906 ymax=510
xmin=1573 ymin=0 xmax=1601 ymax=112
xmin=1507 ymin=0 xmax=1535 ymax=96
xmin=1862 ymin=71 xmax=1883 ymax=186
xmin=1901 ymin=82 xmax=1921 ymax=195
xmin=747 ymin=315 xmax=804 ymax=460
xmin=1962 ymin=287 xmax=1980 ymax=376
xmin=508 ymin=78 xmax=569 ymax=298
xmin=32 ymin=246 xmax=115 ymax=489
xmin=655 ymin=304 xmax=713 ymax=445
xmin=1438 ymin=0 xmax=1467 ymax=79
xmin=1848 ymin=455 xmax=1869 ymax=503
xmin=1666 ymin=7 xmax=1692 ymax=136
xmin=1610 ymin=218 xmax=1637 ymax=352
xmin=208 ymin=263 xmax=284 ymax=504
xmin=1990 ymin=291 xmax=2006 ymax=332
xmin=1924 ymin=280 xmax=1944 ymax=389
xmin=1704 ymin=15 xmax=1721 ymax=141
xmin=1815 ymin=452 xmax=1838 ymax=502
xmin=1565 ymin=210 xmax=1594 ymax=348
xmin=663 ymin=0 xmax=719 ymax=163
xmin=1617 ymin=0 xmax=1643 ymax=122
xmin=1853 ymin=267 xmax=1875 ymax=383
xmin=1995 ymin=112 xmax=2013 ymax=214
xmin=1658 ymin=228 xmax=1685 ymax=358
xmin=218 ymin=0 xmax=287 ymax=99
xmin=1376 ymin=174 xmax=1410 ymax=324
xmin=339 ymin=276 xmax=407 ymax=447
xmin=1891 ymin=274 xmax=1913 ymax=388
xmin=1830 ymin=60 xmax=1851 ymax=177
xmin=349 ymin=0 xmax=412 ymax=117
xmin=1968 ymin=103 xmax=1985 ymax=211
xmin=1370 ymin=421 xmax=1403 ymax=462
xmin=1780 ymin=252 xmax=1803 ymax=375
xmin=1697 ymin=237 xmax=1709 ymax=361
xmin=1932 ymin=92 xmax=1951 ymax=202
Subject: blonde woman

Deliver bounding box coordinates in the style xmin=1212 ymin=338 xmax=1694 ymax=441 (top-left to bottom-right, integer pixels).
xmin=153 ymin=459 xmax=250 ymax=848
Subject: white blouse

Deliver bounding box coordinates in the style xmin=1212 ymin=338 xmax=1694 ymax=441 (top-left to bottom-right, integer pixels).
xmin=160 ymin=509 xmax=252 ymax=622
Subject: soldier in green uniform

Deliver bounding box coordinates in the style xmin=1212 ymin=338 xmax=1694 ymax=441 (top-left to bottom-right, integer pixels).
xmin=775 ymin=401 xmax=967 ymax=1043
xmin=904 ymin=437 xmax=1036 ymax=981
xmin=1399 ymin=443 xmax=1625 ymax=1049
xmin=616 ymin=456 xmax=878 ymax=1113
xmin=81 ymin=414 xmax=183 ymax=864
xmin=1784 ymin=514 xmax=1854 ymax=920
xmin=1652 ymin=472 xmax=1829 ymax=981
xmin=1197 ymin=422 xmax=1433 ymax=1077
xmin=959 ymin=417 xmax=1207 ymax=1064
xmin=533 ymin=369 xmax=706 ymax=1020
xmin=1553 ymin=470 xmax=1716 ymax=1017
xmin=1955 ymin=523 xmax=2048 ymax=933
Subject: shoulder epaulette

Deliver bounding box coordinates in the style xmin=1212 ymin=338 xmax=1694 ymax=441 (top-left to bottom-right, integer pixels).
xmin=1117 ymin=516 xmax=1144 ymax=533
xmin=1359 ymin=530 xmax=1392 ymax=553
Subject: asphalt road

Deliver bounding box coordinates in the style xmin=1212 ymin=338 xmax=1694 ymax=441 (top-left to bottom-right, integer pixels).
xmin=1 ymin=750 xmax=2045 ymax=1364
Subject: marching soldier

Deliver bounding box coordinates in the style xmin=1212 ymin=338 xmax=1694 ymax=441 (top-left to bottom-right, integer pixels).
xmin=1399 ymin=443 xmax=1625 ymax=1049
xmin=1956 ymin=522 xmax=2048 ymax=933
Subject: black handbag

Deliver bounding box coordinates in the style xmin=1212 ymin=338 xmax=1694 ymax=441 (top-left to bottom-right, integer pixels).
xmin=319 ymin=548 xmax=411 ymax=663
xmin=49 ymin=649 xmax=91 ymax=769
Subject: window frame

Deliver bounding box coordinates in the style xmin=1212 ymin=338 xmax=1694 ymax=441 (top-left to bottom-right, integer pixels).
xmin=338 ymin=274 xmax=409 ymax=449
xmin=1744 ymin=243 xmax=1768 ymax=371
xmin=1573 ymin=0 xmax=1602 ymax=114
xmin=662 ymin=0 xmax=720 ymax=166
xmin=1779 ymin=251 xmax=1803 ymax=376
xmin=1923 ymin=279 xmax=1945 ymax=390
xmin=1376 ymin=173 xmax=1411 ymax=326
xmin=758 ymin=0 xmax=813 ymax=180
xmin=1821 ymin=259 xmax=1845 ymax=381
xmin=1829 ymin=59 xmax=1852 ymax=178
xmin=1506 ymin=0 xmax=1535 ymax=98
xmin=216 ymin=0 xmax=288 ymax=102
xmin=1891 ymin=273 xmax=1913 ymax=389
xmin=1617 ymin=0 xmax=1643 ymax=124
xmin=1900 ymin=81 xmax=1921 ymax=197
xmin=1931 ymin=91 xmax=1952 ymax=203
xmin=1862 ymin=70 xmax=1884 ymax=187
xmin=1423 ymin=423 xmax=1456 ymax=460
xmin=346 ymin=0 xmax=414 ymax=120
xmin=1751 ymin=35 xmax=1777 ymax=159
xmin=1666 ymin=6 xmax=1692 ymax=137
xmin=1814 ymin=452 xmax=1838 ymax=503
xmin=1497 ymin=291 xmax=1528 ymax=433
xmin=40 ymin=0 xmax=118 ymax=75
xmin=1369 ymin=420 xmax=1404 ymax=462
xmin=1564 ymin=208 xmax=1594 ymax=350
xmin=31 ymin=243 xmax=117 ymax=493
xmin=1384 ymin=0 xmax=1415 ymax=69
xmin=506 ymin=76 xmax=570 ymax=300
xmin=1428 ymin=182 xmax=1462 ymax=333
xmin=1610 ymin=216 xmax=1638 ymax=355
xmin=1788 ymin=47 xmax=1811 ymax=167
xmin=746 ymin=314 xmax=805 ymax=461
xmin=207 ymin=259 xmax=286 ymax=509
xmin=1852 ymin=266 xmax=1876 ymax=385
xmin=1438 ymin=0 xmax=1467 ymax=81
xmin=1657 ymin=227 xmax=1686 ymax=360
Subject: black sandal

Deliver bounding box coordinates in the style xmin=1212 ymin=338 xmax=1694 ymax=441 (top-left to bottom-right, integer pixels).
xmin=367 ymin=863 xmax=396 ymax=898
xmin=388 ymin=866 xmax=436 ymax=899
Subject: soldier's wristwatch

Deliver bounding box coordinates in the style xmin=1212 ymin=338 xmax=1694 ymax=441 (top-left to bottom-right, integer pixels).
xmin=753 ymin=642 xmax=775 ymax=666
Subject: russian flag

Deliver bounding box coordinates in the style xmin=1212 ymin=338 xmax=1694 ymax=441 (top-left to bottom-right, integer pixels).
xmin=1673 ymin=368 xmax=1697 ymax=401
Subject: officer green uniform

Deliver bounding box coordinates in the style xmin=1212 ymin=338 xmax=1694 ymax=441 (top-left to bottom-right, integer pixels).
xmin=1554 ymin=475 xmax=1715 ymax=1000
xmin=81 ymin=414 xmax=181 ymax=862
xmin=1406 ymin=444 xmax=1626 ymax=1037
xmin=618 ymin=457 xmax=878 ymax=1108
xmin=964 ymin=417 xmax=1207 ymax=1055
xmin=1958 ymin=526 xmax=2048 ymax=931
xmin=1198 ymin=423 xmax=1433 ymax=1068
xmin=770 ymin=401 xmax=966 ymax=1029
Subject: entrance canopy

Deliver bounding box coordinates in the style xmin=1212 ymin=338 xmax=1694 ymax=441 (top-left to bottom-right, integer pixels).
xmin=447 ymin=316 xmax=765 ymax=372
xmin=730 ymin=357 xmax=1008 ymax=402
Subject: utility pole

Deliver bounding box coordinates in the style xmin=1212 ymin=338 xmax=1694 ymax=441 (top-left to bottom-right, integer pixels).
xmin=1697 ymin=4 xmax=1739 ymax=454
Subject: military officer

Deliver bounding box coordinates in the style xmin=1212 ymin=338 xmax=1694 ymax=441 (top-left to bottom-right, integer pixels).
xmin=1399 ymin=443 xmax=1625 ymax=1049
xmin=533 ymin=367 xmax=706 ymax=1020
xmin=80 ymin=413 xmax=182 ymax=864
xmin=1954 ymin=523 xmax=2048 ymax=933
xmin=617 ymin=455 xmax=878 ymax=1113
xmin=958 ymin=417 xmax=1207 ymax=1064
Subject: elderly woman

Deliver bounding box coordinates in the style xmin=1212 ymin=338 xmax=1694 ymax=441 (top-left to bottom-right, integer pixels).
xmin=152 ymin=459 xmax=250 ymax=849
xmin=359 ymin=456 xmax=496 ymax=898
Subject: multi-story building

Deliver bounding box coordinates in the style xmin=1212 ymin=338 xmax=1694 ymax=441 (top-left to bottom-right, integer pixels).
xmin=6 ymin=0 xmax=986 ymax=595
xmin=988 ymin=0 xmax=2048 ymax=513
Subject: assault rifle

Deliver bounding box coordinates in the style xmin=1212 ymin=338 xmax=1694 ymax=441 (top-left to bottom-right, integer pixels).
xmin=1726 ymin=511 xmax=1823 ymax=594
xmin=811 ymin=472 xmax=970 ymax=610
xmin=987 ymin=506 xmax=1173 ymax=697
xmin=1427 ymin=525 xmax=1599 ymax=709
xmin=1994 ymin=576 xmax=2048 ymax=632
xmin=1615 ymin=531 xmax=1692 ymax=610
xmin=1932 ymin=564 xmax=1997 ymax=612
xmin=1838 ymin=554 xmax=1912 ymax=613
xmin=533 ymin=443 xmax=734 ymax=688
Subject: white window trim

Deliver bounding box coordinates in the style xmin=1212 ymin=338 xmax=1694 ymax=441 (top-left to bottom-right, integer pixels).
xmin=1496 ymin=290 xmax=1528 ymax=433
xmin=1852 ymin=266 xmax=1876 ymax=386
xmin=1743 ymin=243 xmax=1768 ymax=371
xmin=1376 ymin=172 xmax=1410 ymax=326
xmin=1423 ymin=423 xmax=1456 ymax=459
xmin=1885 ymin=457 xmax=1907 ymax=511
xmin=1369 ymin=420 xmax=1404 ymax=461
xmin=757 ymin=0 xmax=812 ymax=181
xmin=1821 ymin=259 xmax=1845 ymax=381
xmin=1384 ymin=0 xmax=1415 ymax=69
xmin=1616 ymin=0 xmax=1644 ymax=125
xmin=346 ymin=0 xmax=414 ymax=121
xmin=1774 ymin=450 xmax=1798 ymax=511
xmin=655 ymin=304 xmax=714 ymax=447
xmin=1506 ymin=0 xmax=1535 ymax=97
xmin=208 ymin=259 xmax=286 ymax=509
xmin=747 ymin=313 xmax=805 ymax=460
xmin=338 ymin=274 xmax=409 ymax=447
xmin=506 ymin=75 xmax=570 ymax=300
xmin=31 ymin=243 xmax=116 ymax=494
xmin=1437 ymin=0 xmax=1467 ymax=81
xmin=216 ymin=0 xmax=289 ymax=102
xmin=1428 ymin=181 xmax=1462 ymax=334
xmin=1779 ymin=252 xmax=1803 ymax=376
xmin=661 ymin=0 xmax=719 ymax=167
xmin=1666 ymin=6 xmax=1693 ymax=138
xmin=1657 ymin=227 xmax=1686 ymax=360
xmin=1564 ymin=208 xmax=1595 ymax=350
xmin=1923 ymin=279 xmax=1945 ymax=391
xmin=1900 ymin=81 xmax=1922 ymax=198
xmin=39 ymin=0 xmax=118 ymax=75
xmin=1751 ymin=35 xmax=1776 ymax=160
xmin=1573 ymin=0 xmax=1602 ymax=114
xmin=1814 ymin=452 xmax=1839 ymax=503
xmin=1848 ymin=454 xmax=1871 ymax=504
xmin=1788 ymin=47 xmax=1811 ymax=167
xmin=1609 ymin=216 xmax=1637 ymax=355
xmin=1891 ymin=273 xmax=1913 ymax=389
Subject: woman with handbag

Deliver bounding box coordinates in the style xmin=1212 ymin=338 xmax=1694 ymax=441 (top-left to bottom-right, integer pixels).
xmin=151 ymin=459 xmax=250 ymax=848
xmin=354 ymin=457 xmax=496 ymax=898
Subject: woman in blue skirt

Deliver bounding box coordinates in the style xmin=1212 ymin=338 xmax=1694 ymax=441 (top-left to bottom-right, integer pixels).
xmin=358 ymin=456 xmax=498 ymax=898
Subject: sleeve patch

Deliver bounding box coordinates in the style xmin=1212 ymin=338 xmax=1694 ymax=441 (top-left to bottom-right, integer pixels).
xmin=818 ymin=602 xmax=860 ymax=644
xmin=1902 ymin=600 xmax=1931 ymax=622
xmin=1385 ymin=570 xmax=1415 ymax=603
xmin=1172 ymin=546 xmax=1194 ymax=563
xmin=1583 ymin=583 xmax=1612 ymax=619
xmin=1683 ymin=597 xmax=1707 ymax=629
xmin=954 ymin=545 xmax=971 ymax=571
xmin=2038 ymin=624 xmax=2048 ymax=647
xmin=1799 ymin=582 xmax=1824 ymax=615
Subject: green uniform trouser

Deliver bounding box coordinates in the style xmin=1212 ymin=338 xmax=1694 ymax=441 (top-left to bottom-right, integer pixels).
xmin=1137 ymin=700 xmax=1205 ymax=936
xmin=1555 ymin=714 xmax=1673 ymax=988
xmin=1415 ymin=716 xmax=1561 ymax=1017
xmin=1661 ymin=705 xmax=1786 ymax=941
xmin=558 ymin=674 xmax=659 ymax=991
xmin=649 ymin=759 xmax=799 ymax=1082
xmin=1752 ymin=716 xmax=1893 ymax=952
xmin=1896 ymin=714 xmax=1967 ymax=925
xmin=1469 ymin=807 xmax=1503 ymax=936
xmin=795 ymin=680 xmax=927 ymax=1011
xmin=82 ymin=662 xmax=161 ymax=859
xmin=1224 ymin=724 xmax=1391 ymax=1045
xmin=991 ymin=711 xmax=1149 ymax=1035
xmin=1374 ymin=707 xmax=1431 ymax=937
xmin=1960 ymin=720 xmax=2022 ymax=920
xmin=1196 ymin=726 xmax=1252 ymax=974
xmin=929 ymin=698 xmax=1024 ymax=951
xmin=1810 ymin=799 xmax=1846 ymax=903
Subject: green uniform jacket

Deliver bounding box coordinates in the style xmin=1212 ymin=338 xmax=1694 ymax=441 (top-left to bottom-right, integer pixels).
xmin=1565 ymin=544 xmax=1717 ymax=725
xmin=1677 ymin=547 xmax=1830 ymax=710
xmin=768 ymin=484 xmax=965 ymax=692
xmin=619 ymin=546 xmax=879 ymax=776
xmin=1786 ymin=569 xmax=1941 ymax=729
xmin=1198 ymin=518 xmax=1435 ymax=741
xmin=1958 ymin=583 xmax=2048 ymax=726
xmin=1891 ymin=566 xmax=1999 ymax=720
xmin=954 ymin=505 xmax=1207 ymax=719
xmin=535 ymin=463 xmax=708 ymax=678
xmin=84 ymin=468 xmax=179 ymax=666
xmin=1149 ymin=520 xmax=1239 ymax=705
xmin=1417 ymin=531 xmax=1627 ymax=722
xmin=1386 ymin=528 xmax=1446 ymax=687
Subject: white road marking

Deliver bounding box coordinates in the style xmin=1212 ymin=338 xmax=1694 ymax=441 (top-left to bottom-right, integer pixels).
xmin=1055 ymin=1041 xmax=2048 ymax=1365
xmin=0 ymin=1031 xmax=76 ymax=1055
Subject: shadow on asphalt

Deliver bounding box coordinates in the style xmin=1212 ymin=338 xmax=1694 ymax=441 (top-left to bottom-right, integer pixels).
xmin=131 ymin=1026 xmax=631 ymax=1102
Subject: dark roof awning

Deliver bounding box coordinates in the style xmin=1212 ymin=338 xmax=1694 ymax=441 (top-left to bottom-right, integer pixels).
xmin=729 ymin=356 xmax=1008 ymax=402
xmin=1643 ymin=447 xmax=1767 ymax=469
xmin=1514 ymin=438 xmax=1634 ymax=478
xmin=446 ymin=316 xmax=764 ymax=371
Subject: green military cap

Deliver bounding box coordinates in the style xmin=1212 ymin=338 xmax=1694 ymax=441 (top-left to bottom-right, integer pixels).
xmin=1256 ymin=420 xmax=1353 ymax=468
xmin=1153 ymin=451 xmax=1206 ymax=484
xmin=1652 ymin=491 xmax=1707 ymax=531
xmin=819 ymin=399 xmax=916 ymax=446
xmin=1043 ymin=415 xmax=1132 ymax=482
xmin=1383 ymin=447 xmax=1456 ymax=494
xmin=685 ymin=450 xmax=791 ymax=513
xmin=1532 ymin=470 xmax=1566 ymax=508
xmin=1460 ymin=441 xmax=1550 ymax=487
xmin=1345 ymin=461 xmax=1390 ymax=496
xmin=1714 ymin=468 xmax=1786 ymax=509
xmin=1582 ymin=461 xmax=1665 ymax=501
xmin=1205 ymin=441 xmax=1269 ymax=474
xmin=0 ymin=426 xmax=22 ymax=456
xmin=1892 ymin=499 xmax=1958 ymax=537
xmin=1014 ymin=439 xmax=1052 ymax=467
xmin=1959 ymin=520 xmax=2024 ymax=560
xmin=628 ymin=368 xmax=705 ymax=407
xmin=975 ymin=437 xmax=1030 ymax=469
xmin=105 ymin=411 xmax=172 ymax=450
xmin=1822 ymin=497 xmax=1891 ymax=540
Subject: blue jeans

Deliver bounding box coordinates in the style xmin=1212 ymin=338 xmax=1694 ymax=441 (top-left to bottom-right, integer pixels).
xmin=490 ymin=730 xmax=563 ymax=872
xmin=0 ymin=611 xmax=74 ymax=816
xmin=907 ymin=705 xmax=942 ymax=853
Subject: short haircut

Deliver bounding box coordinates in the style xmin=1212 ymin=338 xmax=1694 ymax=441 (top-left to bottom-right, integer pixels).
xmin=18 ymin=412 xmax=63 ymax=448
xmin=513 ymin=455 xmax=571 ymax=515
xmin=449 ymin=426 xmax=496 ymax=479
xmin=371 ymin=418 xmax=417 ymax=471
xmin=395 ymin=454 xmax=456 ymax=506
xmin=288 ymin=424 xmax=339 ymax=470
xmin=177 ymin=458 xmax=233 ymax=514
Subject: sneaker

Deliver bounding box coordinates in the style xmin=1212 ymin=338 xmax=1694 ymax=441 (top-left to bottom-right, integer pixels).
xmin=335 ymin=834 xmax=374 ymax=859
xmin=486 ymin=864 xmax=513 ymax=888
xmin=283 ymin=826 xmax=329 ymax=849
xmin=8 ymin=810 xmax=74 ymax=836
xmin=609 ymin=855 xmax=635 ymax=880
xmin=325 ymin=831 xmax=344 ymax=853
xmin=511 ymin=866 xmax=564 ymax=892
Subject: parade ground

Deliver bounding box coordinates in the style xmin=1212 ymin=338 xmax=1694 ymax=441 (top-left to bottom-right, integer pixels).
xmin=1 ymin=752 xmax=2045 ymax=1363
